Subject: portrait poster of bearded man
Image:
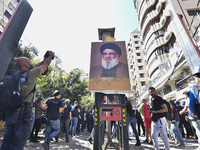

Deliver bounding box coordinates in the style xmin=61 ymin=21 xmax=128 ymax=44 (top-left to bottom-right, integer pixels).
xmin=89 ymin=41 xmax=131 ymax=91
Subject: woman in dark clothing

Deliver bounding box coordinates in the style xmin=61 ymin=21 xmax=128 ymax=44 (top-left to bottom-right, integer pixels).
xmin=169 ymin=100 xmax=185 ymax=146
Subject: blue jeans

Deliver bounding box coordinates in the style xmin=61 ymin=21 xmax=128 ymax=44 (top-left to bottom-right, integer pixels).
xmin=171 ymin=121 xmax=184 ymax=144
xmin=45 ymin=119 xmax=60 ymax=143
xmin=1 ymin=109 xmax=35 ymax=150
xmin=192 ymin=120 xmax=200 ymax=149
xmin=127 ymin=115 xmax=140 ymax=144
xmin=91 ymin=128 xmax=94 ymax=136
xmin=70 ymin=117 xmax=78 ymax=136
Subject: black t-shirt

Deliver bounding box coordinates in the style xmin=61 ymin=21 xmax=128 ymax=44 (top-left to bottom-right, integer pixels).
xmin=151 ymin=95 xmax=166 ymax=122
xmin=46 ymin=97 xmax=63 ymax=120
xmin=126 ymin=100 xmax=135 ymax=117
xmin=61 ymin=104 xmax=72 ymax=120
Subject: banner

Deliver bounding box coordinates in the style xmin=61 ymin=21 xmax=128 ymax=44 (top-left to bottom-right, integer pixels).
xmin=89 ymin=41 xmax=131 ymax=91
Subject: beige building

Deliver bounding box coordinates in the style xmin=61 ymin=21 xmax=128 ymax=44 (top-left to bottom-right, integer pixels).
xmin=0 ymin=0 xmax=18 ymax=35
xmin=127 ymin=29 xmax=148 ymax=100
xmin=133 ymin=0 xmax=200 ymax=101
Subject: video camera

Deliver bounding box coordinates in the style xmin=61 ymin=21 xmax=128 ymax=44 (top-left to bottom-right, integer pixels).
xmin=44 ymin=50 xmax=54 ymax=60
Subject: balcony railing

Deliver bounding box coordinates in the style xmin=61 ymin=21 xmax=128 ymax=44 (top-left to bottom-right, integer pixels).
xmin=141 ymin=0 xmax=166 ymax=40
xmin=148 ymin=59 xmax=160 ymax=76
xmin=140 ymin=0 xmax=158 ymax=30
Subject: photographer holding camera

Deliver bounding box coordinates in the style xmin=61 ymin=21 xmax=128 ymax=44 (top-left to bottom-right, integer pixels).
xmin=148 ymin=86 xmax=170 ymax=150
xmin=1 ymin=51 xmax=55 ymax=150
xmin=180 ymin=65 xmax=200 ymax=150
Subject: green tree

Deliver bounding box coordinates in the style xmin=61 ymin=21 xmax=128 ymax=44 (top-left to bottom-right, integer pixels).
xmin=36 ymin=68 xmax=90 ymax=106
xmin=35 ymin=64 xmax=54 ymax=99
xmin=6 ymin=43 xmax=33 ymax=73
xmin=80 ymin=96 xmax=94 ymax=109
xmin=62 ymin=69 xmax=90 ymax=104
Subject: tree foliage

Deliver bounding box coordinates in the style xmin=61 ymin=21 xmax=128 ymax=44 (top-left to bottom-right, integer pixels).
xmin=6 ymin=43 xmax=33 ymax=73
xmin=63 ymin=69 xmax=90 ymax=104
xmin=6 ymin=43 xmax=92 ymax=108
xmin=80 ymin=96 xmax=95 ymax=109
xmin=36 ymin=68 xmax=91 ymax=107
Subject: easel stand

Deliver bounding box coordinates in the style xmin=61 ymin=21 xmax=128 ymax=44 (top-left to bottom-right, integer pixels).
xmin=93 ymin=92 xmax=129 ymax=150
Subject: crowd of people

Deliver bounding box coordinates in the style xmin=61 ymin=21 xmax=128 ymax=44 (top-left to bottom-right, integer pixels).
xmin=0 ymin=52 xmax=199 ymax=150
xmin=124 ymin=88 xmax=200 ymax=150
xmin=31 ymin=92 xmax=95 ymax=150
xmin=0 ymin=53 xmax=95 ymax=150
xmin=124 ymin=66 xmax=200 ymax=150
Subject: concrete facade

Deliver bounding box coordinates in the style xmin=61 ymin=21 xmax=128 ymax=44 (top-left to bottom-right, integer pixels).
xmin=133 ymin=0 xmax=200 ymax=101
xmin=0 ymin=0 xmax=18 ymax=35
xmin=127 ymin=29 xmax=148 ymax=101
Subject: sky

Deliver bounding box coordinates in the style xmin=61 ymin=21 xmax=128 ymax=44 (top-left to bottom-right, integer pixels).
xmin=21 ymin=0 xmax=139 ymax=73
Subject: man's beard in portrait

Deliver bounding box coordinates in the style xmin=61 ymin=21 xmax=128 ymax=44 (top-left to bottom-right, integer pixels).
xmin=102 ymin=57 xmax=119 ymax=69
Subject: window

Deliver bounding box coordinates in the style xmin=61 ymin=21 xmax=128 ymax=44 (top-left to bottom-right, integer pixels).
xmin=187 ymin=10 xmax=200 ymax=16
xmin=164 ymin=45 xmax=170 ymax=53
xmin=8 ymin=2 xmax=15 ymax=12
xmin=137 ymin=59 xmax=142 ymax=63
xmin=139 ymin=66 xmax=143 ymax=70
xmin=140 ymin=74 xmax=144 ymax=78
xmin=163 ymin=84 xmax=172 ymax=95
xmin=136 ymin=53 xmax=140 ymax=56
xmin=135 ymin=41 xmax=139 ymax=44
xmin=130 ymin=65 xmax=133 ymax=69
xmin=4 ymin=10 xmax=11 ymax=20
xmin=136 ymin=47 xmax=139 ymax=50
xmin=134 ymin=35 xmax=138 ymax=38
xmin=141 ymin=82 xmax=145 ymax=86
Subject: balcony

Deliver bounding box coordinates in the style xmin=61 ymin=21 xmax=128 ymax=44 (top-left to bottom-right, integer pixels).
xmin=138 ymin=0 xmax=145 ymax=19
xmin=145 ymin=32 xmax=173 ymax=62
xmin=144 ymin=10 xmax=170 ymax=50
xmin=0 ymin=16 xmax=8 ymax=28
xmin=146 ymin=39 xmax=160 ymax=61
xmin=148 ymin=59 xmax=161 ymax=77
xmin=141 ymin=0 xmax=166 ymax=41
xmin=140 ymin=0 xmax=158 ymax=30
xmin=136 ymin=55 xmax=142 ymax=59
xmin=139 ymin=69 xmax=146 ymax=74
xmin=140 ymin=77 xmax=147 ymax=82
xmin=160 ymin=9 xmax=171 ymax=30
xmin=164 ymin=31 xmax=175 ymax=44
xmin=144 ymin=23 xmax=162 ymax=51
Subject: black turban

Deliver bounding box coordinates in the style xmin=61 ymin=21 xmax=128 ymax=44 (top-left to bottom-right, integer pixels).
xmin=100 ymin=43 xmax=121 ymax=57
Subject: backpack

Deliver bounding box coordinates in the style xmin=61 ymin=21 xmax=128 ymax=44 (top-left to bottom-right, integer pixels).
xmin=71 ymin=105 xmax=78 ymax=117
xmin=88 ymin=110 xmax=94 ymax=121
xmin=0 ymin=70 xmax=29 ymax=111
xmin=61 ymin=104 xmax=70 ymax=120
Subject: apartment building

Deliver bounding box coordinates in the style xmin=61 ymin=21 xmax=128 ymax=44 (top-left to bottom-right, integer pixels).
xmin=127 ymin=29 xmax=148 ymax=100
xmin=0 ymin=0 xmax=18 ymax=35
xmin=133 ymin=0 xmax=200 ymax=101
